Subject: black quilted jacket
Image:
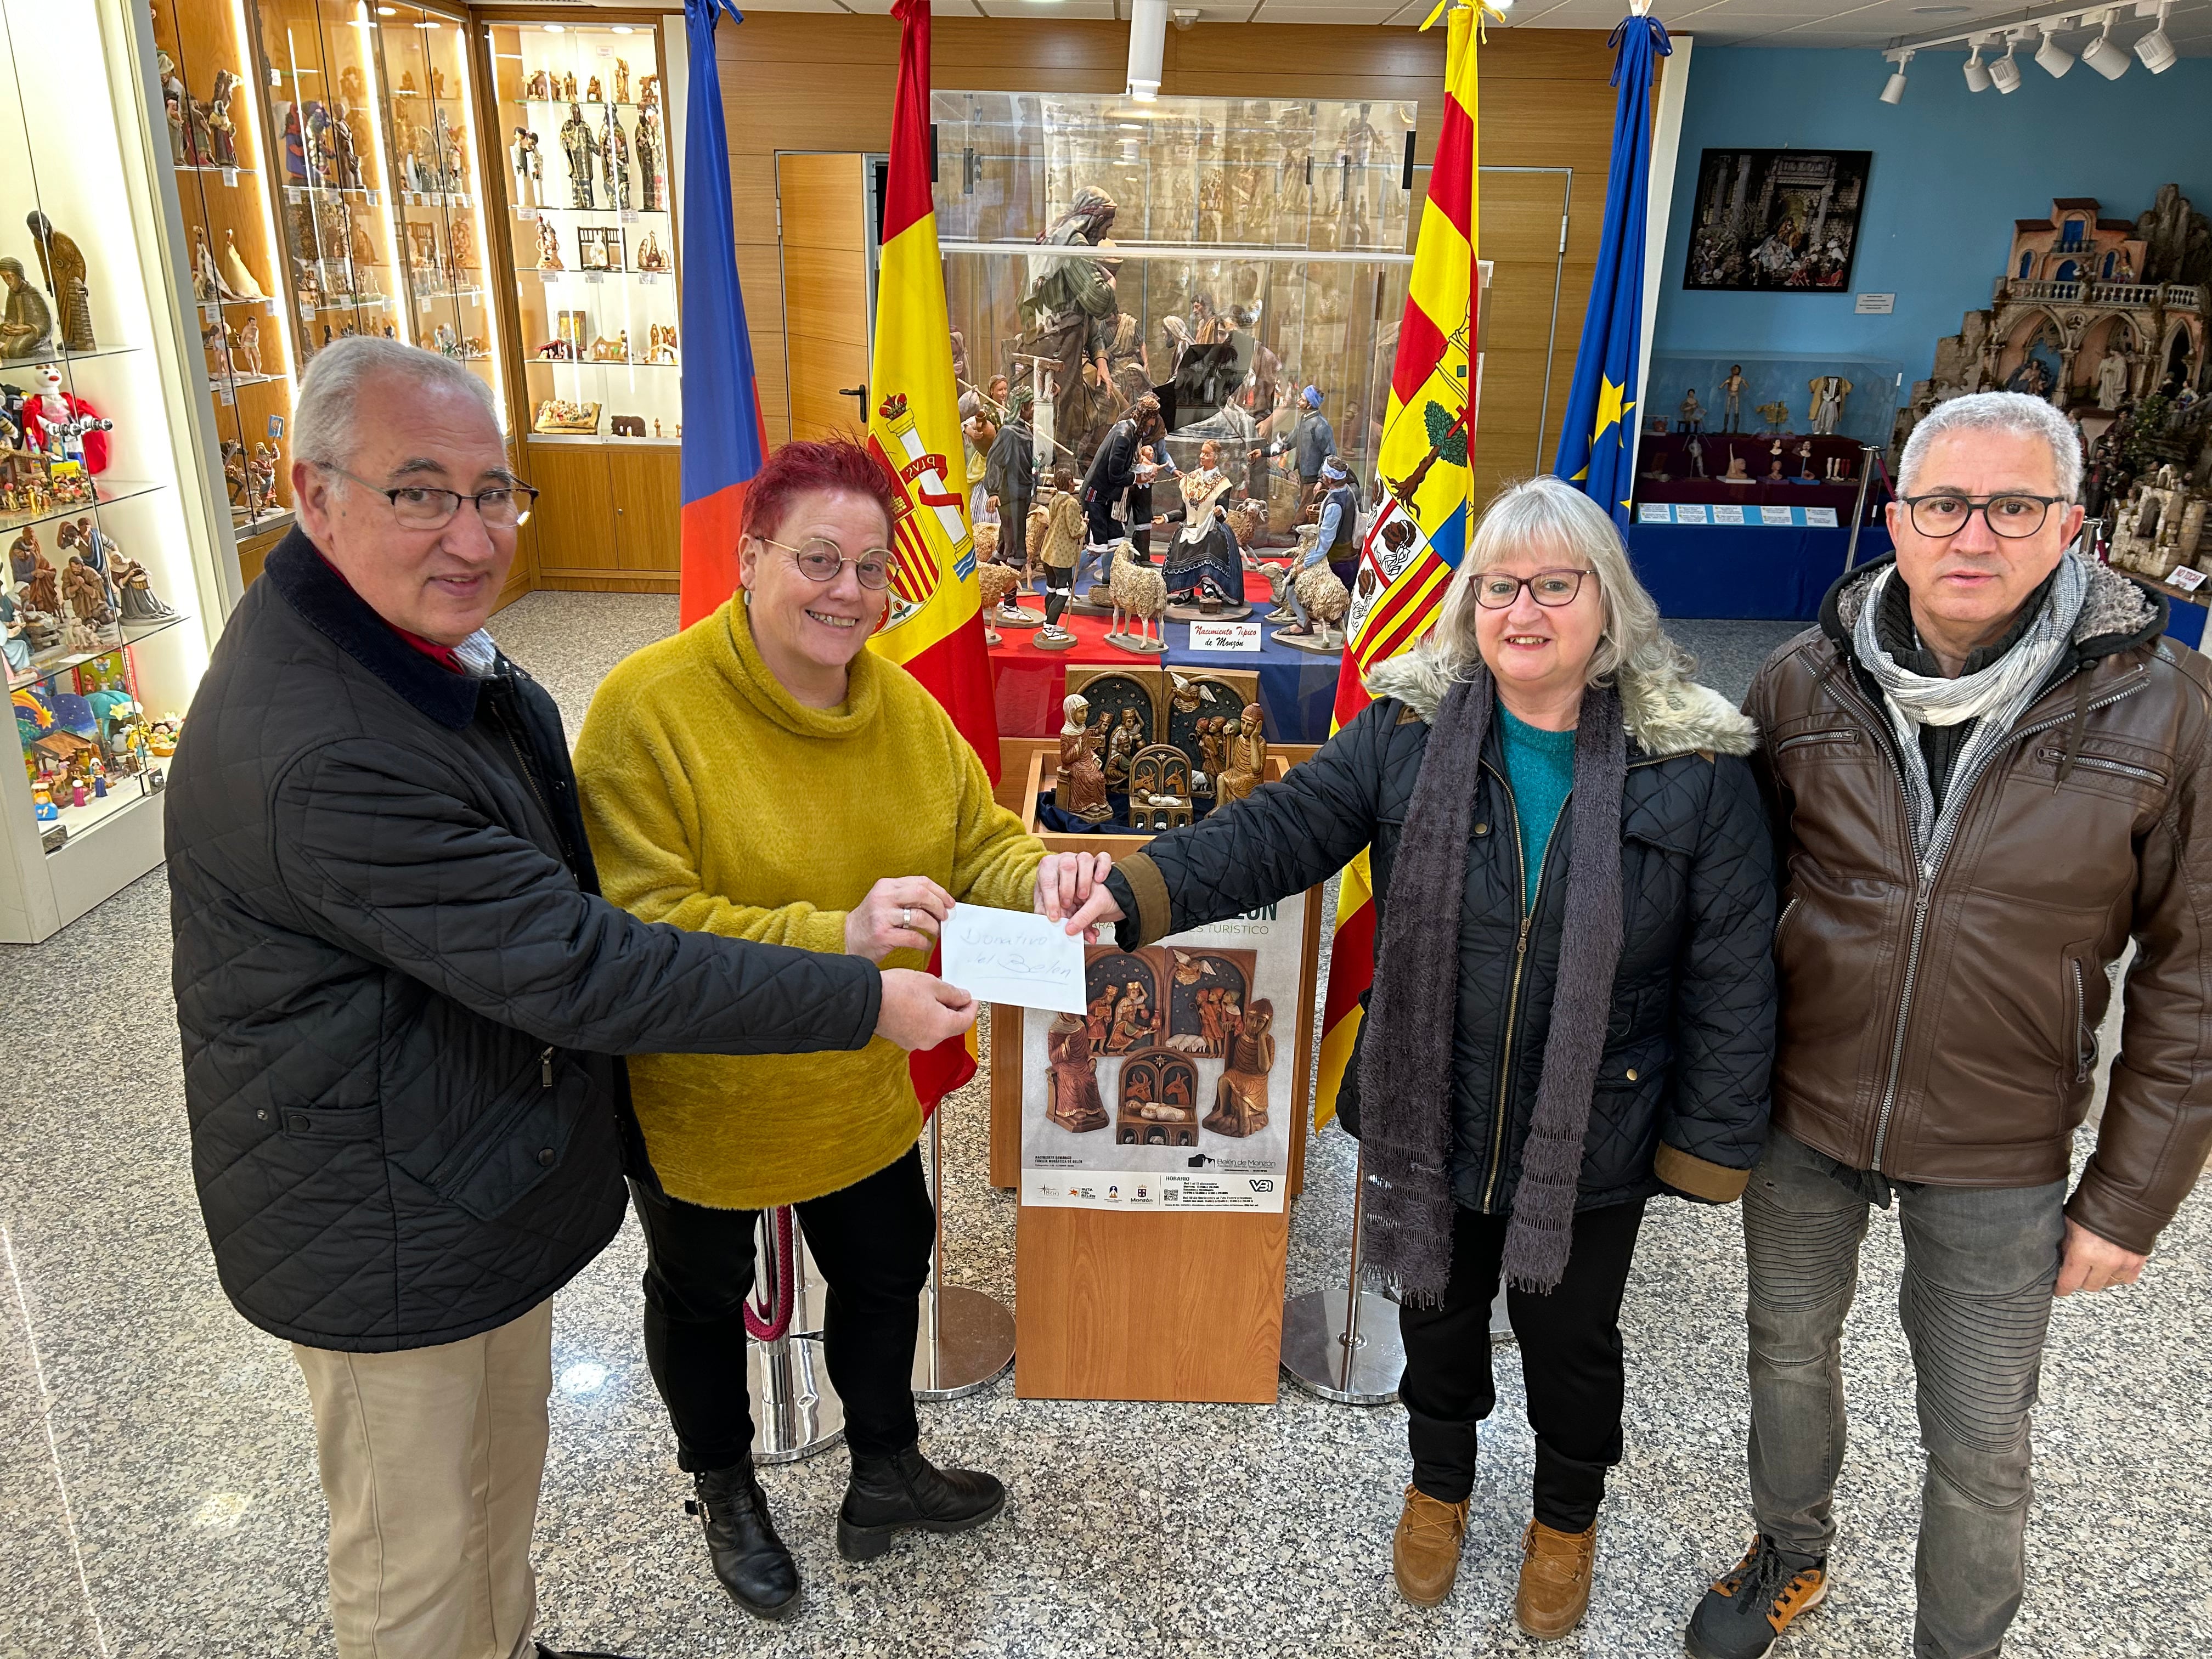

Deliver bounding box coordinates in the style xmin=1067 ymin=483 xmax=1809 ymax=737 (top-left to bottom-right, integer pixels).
xmin=1107 ymin=656 xmax=1777 ymax=1214
xmin=167 ymin=534 xmax=883 ymax=1351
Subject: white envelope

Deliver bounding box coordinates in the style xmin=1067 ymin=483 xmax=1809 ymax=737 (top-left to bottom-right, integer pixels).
xmin=940 ymin=906 xmax=1088 ymax=1015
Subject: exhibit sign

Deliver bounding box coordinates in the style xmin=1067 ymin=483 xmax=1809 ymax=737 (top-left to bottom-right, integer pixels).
xmin=1018 ymin=894 xmax=1305 ymax=1214
xmin=1188 ymin=621 xmax=1262 ymax=653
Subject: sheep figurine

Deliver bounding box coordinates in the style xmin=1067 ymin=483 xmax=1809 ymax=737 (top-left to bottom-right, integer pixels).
xmin=972 ymin=521 xmax=999 ymax=560
xmin=976 ymin=558 xmax=1019 ymax=613
xmin=1261 ymin=532 xmax=1351 ymax=650
xmin=1224 ymin=500 xmax=1268 ymax=550
xmin=1105 ymin=538 xmax=1167 ymax=654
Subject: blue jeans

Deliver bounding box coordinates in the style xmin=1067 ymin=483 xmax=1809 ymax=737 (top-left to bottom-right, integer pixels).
xmin=1742 ymin=1128 xmax=2066 ymax=1659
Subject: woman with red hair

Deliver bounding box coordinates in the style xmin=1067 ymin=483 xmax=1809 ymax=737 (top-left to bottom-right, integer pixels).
xmin=574 ymin=437 xmax=1109 ymax=1622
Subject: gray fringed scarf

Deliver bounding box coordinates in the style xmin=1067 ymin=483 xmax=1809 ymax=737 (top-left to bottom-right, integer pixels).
xmin=1849 ymin=552 xmax=2088 ymax=851
xmin=1356 ymin=665 xmax=1628 ymax=1301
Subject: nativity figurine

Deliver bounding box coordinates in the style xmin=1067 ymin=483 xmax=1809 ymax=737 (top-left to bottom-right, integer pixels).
xmin=1056 ymin=692 xmax=1111 ymax=822
xmin=1203 ymin=997 xmax=1274 ymax=1138
xmin=1045 ymin=1013 xmax=1108 ymax=1133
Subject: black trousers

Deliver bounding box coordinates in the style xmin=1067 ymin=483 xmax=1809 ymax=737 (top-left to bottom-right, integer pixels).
xmin=630 ymin=1148 xmax=934 ymax=1471
xmin=1041 ymin=560 xmax=1073 ymax=624
xmin=1398 ymin=1198 xmax=1647 ymax=1531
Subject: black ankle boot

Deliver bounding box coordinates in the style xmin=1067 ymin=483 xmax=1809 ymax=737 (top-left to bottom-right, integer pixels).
xmin=685 ymin=1463 xmax=800 ymax=1620
xmin=837 ymin=1443 xmax=1006 ymax=1561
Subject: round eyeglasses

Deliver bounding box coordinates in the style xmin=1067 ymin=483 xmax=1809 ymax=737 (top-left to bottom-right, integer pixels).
xmin=757 ymin=535 xmax=894 ymax=591
xmin=1474 ymin=568 xmax=1596 ymax=610
xmin=1901 ymin=493 xmax=2066 ymax=540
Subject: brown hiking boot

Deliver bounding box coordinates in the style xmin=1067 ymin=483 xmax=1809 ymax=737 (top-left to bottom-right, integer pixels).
xmin=1392 ymin=1485 xmax=1471 ymax=1607
xmin=1515 ymin=1517 xmax=1597 ymax=1639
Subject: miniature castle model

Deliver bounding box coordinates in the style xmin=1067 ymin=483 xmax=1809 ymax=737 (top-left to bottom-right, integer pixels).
xmin=1895 ymin=184 xmax=2212 ymax=585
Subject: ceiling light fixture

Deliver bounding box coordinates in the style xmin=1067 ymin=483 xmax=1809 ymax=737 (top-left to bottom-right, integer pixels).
xmin=2134 ymin=0 xmax=2176 ymax=70
xmin=543 ymin=21 xmax=565 ymax=32
xmin=612 ymin=24 xmax=635 ymax=33
xmin=1126 ymin=0 xmax=1166 ymax=101
xmin=2081 ymin=9 xmax=2132 ymax=76
xmin=1880 ymin=47 xmax=1912 ymax=103
xmin=1962 ymin=39 xmax=1992 ymax=88
xmin=1989 ymin=35 xmax=2023 ymax=89
xmin=2033 ymin=24 xmax=2074 ymax=74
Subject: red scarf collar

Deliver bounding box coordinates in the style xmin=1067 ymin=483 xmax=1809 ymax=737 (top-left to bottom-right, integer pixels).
xmin=313 ymin=550 xmax=465 ymax=672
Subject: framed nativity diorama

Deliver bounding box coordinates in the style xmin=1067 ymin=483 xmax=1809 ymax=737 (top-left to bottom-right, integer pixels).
xmin=988 ymin=665 xmax=1323 ymax=1406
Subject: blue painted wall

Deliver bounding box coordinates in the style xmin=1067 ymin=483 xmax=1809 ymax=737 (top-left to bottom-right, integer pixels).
xmin=1650 ymin=46 xmax=2212 ymax=396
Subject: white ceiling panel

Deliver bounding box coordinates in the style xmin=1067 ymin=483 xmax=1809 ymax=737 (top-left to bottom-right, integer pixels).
xmin=732 ymin=0 xmax=2212 ymax=50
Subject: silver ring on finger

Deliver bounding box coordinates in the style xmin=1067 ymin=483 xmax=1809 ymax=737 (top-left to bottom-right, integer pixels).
xmin=900 ymin=906 xmax=911 ymax=929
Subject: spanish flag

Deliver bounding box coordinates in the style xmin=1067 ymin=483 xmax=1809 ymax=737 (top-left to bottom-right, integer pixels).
xmin=1313 ymin=3 xmax=1484 ymax=1129
xmin=867 ymin=0 xmax=1000 ymax=1108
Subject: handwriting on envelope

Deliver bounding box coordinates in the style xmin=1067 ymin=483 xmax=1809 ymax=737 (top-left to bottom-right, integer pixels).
xmin=940 ymin=907 xmax=1088 ymax=1015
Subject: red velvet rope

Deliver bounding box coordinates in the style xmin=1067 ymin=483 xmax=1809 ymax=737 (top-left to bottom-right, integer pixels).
xmin=742 ymin=1205 xmax=798 ymax=1342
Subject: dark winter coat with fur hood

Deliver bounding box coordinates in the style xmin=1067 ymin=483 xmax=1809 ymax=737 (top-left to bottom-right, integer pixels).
xmin=1104 ymin=654 xmax=1778 ymax=1215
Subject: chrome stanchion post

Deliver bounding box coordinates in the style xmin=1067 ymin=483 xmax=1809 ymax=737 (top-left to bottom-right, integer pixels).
xmin=912 ymin=1100 xmax=1015 ymax=1402
xmin=1281 ymin=1147 xmax=1407 ymax=1404
xmin=1843 ymin=442 xmax=1881 ymax=575
xmin=748 ymin=1207 xmax=843 ymax=1464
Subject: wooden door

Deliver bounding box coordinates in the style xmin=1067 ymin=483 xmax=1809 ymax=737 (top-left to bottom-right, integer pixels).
xmin=610 ymin=448 xmax=683 ymax=574
xmin=777 ymin=152 xmax=872 ymax=440
xmin=523 ymin=442 xmax=613 ymax=576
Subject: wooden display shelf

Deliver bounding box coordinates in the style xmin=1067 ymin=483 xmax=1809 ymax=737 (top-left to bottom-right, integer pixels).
xmin=991 ymin=737 xmax=1322 ymax=1404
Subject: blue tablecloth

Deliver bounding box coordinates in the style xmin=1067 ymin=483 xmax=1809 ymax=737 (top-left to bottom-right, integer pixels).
xmin=1628 ymin=524 xmax=1895 ymax=622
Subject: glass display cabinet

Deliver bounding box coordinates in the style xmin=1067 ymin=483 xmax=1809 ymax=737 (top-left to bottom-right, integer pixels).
xmin=245 ymin=0 xmax=401 ymax=410
xmin=927 ymin=93 xmax=1417 ymax=544
xmin=371 ymin=2 xmax=504 ymax=416
xmin=486 ymin=13 xmax=686 ymax=590
xmin=487 ymin=14 xmax=679 ymax=442
xmin=1 ymin=0 xmax=241 ymax=940
xmin=151 ymin=0 xmax=298 ymax=575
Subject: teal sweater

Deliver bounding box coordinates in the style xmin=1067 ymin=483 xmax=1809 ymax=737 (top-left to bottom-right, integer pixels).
xmin=1497 ymin=705 xmax=1576 ymax=910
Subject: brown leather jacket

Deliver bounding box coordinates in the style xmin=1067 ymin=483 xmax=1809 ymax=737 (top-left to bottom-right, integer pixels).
xmin=1748 ymin=556 xmax=2212 ymax=1254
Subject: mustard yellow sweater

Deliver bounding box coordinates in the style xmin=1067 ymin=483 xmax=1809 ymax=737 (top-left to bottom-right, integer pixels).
xmin=574 ymin=600 xmax=1045 ymax=1209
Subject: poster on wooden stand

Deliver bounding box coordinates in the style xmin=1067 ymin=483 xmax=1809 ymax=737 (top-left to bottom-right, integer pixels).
xmin=993 ymin=743 xmax=1322 ymax=1405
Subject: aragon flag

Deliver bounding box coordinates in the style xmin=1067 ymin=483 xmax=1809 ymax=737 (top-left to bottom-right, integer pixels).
xmin=1312 ymin=1 xmax=1486 ymax=1130
xmin=675 ymin=0 xmax=772 ymax=628
xmin=867 ymin=0 xmax=1001 ymax=1109
xmin=1552 ymin=10 xmax=1671 ymax=529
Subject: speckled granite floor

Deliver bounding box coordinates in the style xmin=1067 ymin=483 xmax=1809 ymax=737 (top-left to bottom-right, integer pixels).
xmin=1 ymin=594 xmax=2204 ymax=1658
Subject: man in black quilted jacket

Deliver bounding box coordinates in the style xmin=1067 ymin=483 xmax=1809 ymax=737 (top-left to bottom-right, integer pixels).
xmin=166 ymin=338 xmax=975 ymax=1659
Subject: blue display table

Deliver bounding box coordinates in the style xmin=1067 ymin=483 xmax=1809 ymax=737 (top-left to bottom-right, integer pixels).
xmin=1628 ymin=523 xmax=1894 ymax=622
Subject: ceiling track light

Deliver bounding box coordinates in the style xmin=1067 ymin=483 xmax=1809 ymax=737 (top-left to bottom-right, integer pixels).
xmin=2081 ymin=10 xmax=2132 ymax=77
xmin=1989 ymin=35 xmax=2024 ymax=89
xmin=1962 ymin=40 xmax=1992 ymax=89
xmin=1880 ymin=47 xmax=1913 ymax=103
xmin=2135 ymin=0 xmax=2176 ymax=70
xmin=2034 ymin=24 xmax=2074 ymax=76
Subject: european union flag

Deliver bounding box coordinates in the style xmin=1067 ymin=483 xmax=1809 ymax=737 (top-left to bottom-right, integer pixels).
xmin=1553 ymin=13 xmax=1671 ymax=532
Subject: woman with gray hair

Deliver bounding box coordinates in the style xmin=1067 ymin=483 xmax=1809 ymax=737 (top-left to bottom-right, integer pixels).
xmin=1056 ymin=473 xmax=1776 ymax=1639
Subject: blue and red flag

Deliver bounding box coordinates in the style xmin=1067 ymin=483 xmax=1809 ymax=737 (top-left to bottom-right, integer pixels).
xmin=677 ymin=0 xmax=771 ymax=626
xmin=1553 ymin=11 xmax=1671 ymax=531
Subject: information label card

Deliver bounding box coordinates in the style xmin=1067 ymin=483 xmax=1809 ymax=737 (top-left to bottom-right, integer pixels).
xmin=1188 ymin=621 xmax=1262 ymax=653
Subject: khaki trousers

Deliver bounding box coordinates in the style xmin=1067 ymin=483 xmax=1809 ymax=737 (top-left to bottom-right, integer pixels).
xmin=292 ymin=1299 xmax=554 ymax=1659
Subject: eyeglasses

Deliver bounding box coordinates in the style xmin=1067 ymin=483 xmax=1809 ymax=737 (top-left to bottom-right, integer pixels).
xmin=1901 ymin=493 xmax=2067 ymax=540
xmin=1473 ymin=568 xmax=1596 ymax=610
xmin=325 ymin=466 xmax=538 ymax=529
xmin=757 ymin=535 xmax=894 ymax=591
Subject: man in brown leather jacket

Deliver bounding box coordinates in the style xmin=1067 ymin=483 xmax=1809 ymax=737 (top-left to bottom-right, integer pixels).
xmin=1686 ymin=392 xmax=2212 ymax=1659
